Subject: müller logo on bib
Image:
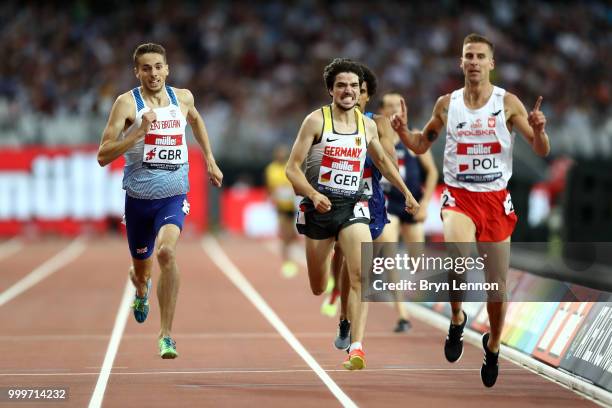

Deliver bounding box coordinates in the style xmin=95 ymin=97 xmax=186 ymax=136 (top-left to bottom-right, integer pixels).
xmin=145 ymin=135 xmax=183 ymax=146
xmin=457 ymin=142 xmax=501 ymax=155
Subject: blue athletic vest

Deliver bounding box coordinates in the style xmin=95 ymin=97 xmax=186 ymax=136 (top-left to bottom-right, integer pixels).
xmin=122 ymin=86 xmax=190 ymax=199
xmin=384 ymin=142 xmax=423 ymax=204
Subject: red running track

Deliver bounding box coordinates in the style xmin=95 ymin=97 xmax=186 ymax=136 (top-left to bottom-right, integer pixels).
xmin=0 ymin=236 xmax=600 ymax=407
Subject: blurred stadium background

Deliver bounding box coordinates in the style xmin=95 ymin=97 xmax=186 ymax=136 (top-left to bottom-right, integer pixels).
xmin=1 ymin=0 xmax=611 ymax=242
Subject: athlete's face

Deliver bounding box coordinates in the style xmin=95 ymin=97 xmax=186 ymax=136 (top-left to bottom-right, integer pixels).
xmin=381 ymin=94 xmax=402 ymax=118
xmin=134 ymin=53 xmax=169 ymax=93
xmin=357 ymin=82 xmax=370 ymax=112
xmin=330 ymin=72 xmax=360 ymax=111
xmin=460 ymin=42 xmax=494 ymax=84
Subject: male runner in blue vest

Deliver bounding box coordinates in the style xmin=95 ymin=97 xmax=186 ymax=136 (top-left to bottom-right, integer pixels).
xmin=97 ymin=43 xmax=223 ymax=359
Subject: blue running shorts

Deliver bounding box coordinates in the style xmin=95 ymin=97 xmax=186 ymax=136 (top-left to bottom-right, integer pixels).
xmin=124 ymin=194 xmax=188 ymax=259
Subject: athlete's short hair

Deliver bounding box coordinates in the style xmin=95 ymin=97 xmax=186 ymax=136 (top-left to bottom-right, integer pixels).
xmin=323 ymin=58 xmax=363 ymax=91
xmin=358 ymin=64 xmax=377 ymax=97
xmin=133 ymin=43 xmax=167 ymax=66
xmin=463 ymin=33 xmax=494 ymax=56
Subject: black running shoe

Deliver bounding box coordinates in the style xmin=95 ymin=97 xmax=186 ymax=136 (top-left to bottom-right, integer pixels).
xmin=393 ymin=318 xmax=412 ymax=333
xmin=334 ymin=319 xmax=351 ymax=350
xmin=480 ymin=332 xmax=499 ymax=387
xmin=444 ymin=310 xmax=467 ymax=362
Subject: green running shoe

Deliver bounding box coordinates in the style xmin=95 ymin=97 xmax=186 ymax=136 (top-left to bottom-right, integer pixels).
xmin=131 ymin=278 xmax=152 ymax=323
xmin=159 ymin=336 xmax=178 ymax=359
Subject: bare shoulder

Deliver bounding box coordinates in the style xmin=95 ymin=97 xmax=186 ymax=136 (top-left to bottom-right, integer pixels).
xmin=172 ymin=87 xmax=195 ymax=105
xmin=429 ymin=93 xmax=451 ymax=126
xmin=362 ymin=115 xmax=378 ymax=144
xmin=372 ymin=114 xmax=392 ymax=134
xmin=363 ymin=114 xmax=377 ymax=130
xmin=303 ymin=108 xmax=324 ymax=128
xmin=435 ymin=93 xmax=451 ymax=111
xmin=503 ymin=91 xmax=523 ymax=108
xmin=503 ymin=91 xmax=527 ymax=117
xmin=116 ymin=91 xmax=135 ymax=107
xmin=113 ymin=91 xmax=136 ymax=117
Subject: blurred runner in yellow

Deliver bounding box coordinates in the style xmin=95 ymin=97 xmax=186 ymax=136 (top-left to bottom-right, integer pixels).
xmin=265 ymin=145 xmax=299 ymax=278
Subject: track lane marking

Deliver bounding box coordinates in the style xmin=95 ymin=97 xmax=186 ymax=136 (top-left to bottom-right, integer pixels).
xmin=0 ymin=237 xmax=23 ymax=261
xmin=264 ymin=238 xmax=609 ymax=408
xmin=202 ymin=236 xmax=357 ymax=408
xmin=0 ymin=238 xmax=86 ymax=307
xmin=87 ymin=278 xmax=132 ymax=408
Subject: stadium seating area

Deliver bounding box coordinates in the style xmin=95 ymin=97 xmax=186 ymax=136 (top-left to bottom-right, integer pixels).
xmin=0 ymin=1 xmax=610 ymax=159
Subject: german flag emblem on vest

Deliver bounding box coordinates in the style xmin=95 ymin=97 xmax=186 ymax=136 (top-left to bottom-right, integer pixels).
xmin=320 ymin=170 xmax=332 ymax=183
xmin=355 ymin=136 xmax=362 ymax=147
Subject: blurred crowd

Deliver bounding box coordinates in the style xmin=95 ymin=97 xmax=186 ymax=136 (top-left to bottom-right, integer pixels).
xmin=0 ymin=0 xmax=610 ymax=160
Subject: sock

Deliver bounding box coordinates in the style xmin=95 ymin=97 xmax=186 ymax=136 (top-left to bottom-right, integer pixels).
xmin=329 ymin=289 xmax=340 ymax=305
xmin=349 ymin=342 xmax=362 ymax=352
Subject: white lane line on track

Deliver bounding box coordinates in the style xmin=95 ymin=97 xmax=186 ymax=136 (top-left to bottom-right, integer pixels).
xmin=88 ymin=278 xmax=132 ymax=408
xmin=1 ymin=367 xmax=527 ymax=377
xmin=404 ymin=303 xmax=612 ymax=408
xmin=264 ymin=239 xmax=611 ymax=407
xmin=0 ymin=238 xmax=86 ymax=307
xmin=0 ymin=237 xmax=23 ymax=261
xmin=202 ymin=236 xmax=357 ymax=408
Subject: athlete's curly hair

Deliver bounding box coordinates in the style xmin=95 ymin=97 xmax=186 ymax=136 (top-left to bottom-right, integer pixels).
xmin=323 ymin=58 xmax=363 ymax=91
xmin=358 ymin=63 xmax=377 ymax=97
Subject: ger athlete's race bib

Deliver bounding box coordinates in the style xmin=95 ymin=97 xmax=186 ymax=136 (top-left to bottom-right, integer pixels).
xmin=317 ymin=145 xmax=364 ymax=197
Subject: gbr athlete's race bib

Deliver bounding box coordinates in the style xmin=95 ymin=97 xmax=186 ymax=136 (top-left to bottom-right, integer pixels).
xmin=142 ymin=134 xmax=188 ymax=170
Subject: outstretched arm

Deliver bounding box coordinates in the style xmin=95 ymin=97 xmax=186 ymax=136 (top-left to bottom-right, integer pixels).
xmin=285 ymin=112 xmax=332 ymax=213
xmin=390 ymin=96 xmax=448 ymax=154
xmin=506 ymin=94 xmax=550 ymax=157
xmin=182 ymin=89 xmax=223 ymax=187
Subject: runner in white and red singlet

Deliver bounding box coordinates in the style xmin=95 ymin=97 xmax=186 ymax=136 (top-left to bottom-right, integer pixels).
xmin=391 ymin=33 xmax=550 ymax=387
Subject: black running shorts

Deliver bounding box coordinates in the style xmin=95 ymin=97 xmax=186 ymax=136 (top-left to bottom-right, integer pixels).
xmin=296 ymin=199 xmax=370 ymax=240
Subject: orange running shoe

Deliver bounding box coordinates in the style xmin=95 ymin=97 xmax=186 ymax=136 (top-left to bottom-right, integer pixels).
xmin=342 ymin=348 xmax=366 ymax=370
